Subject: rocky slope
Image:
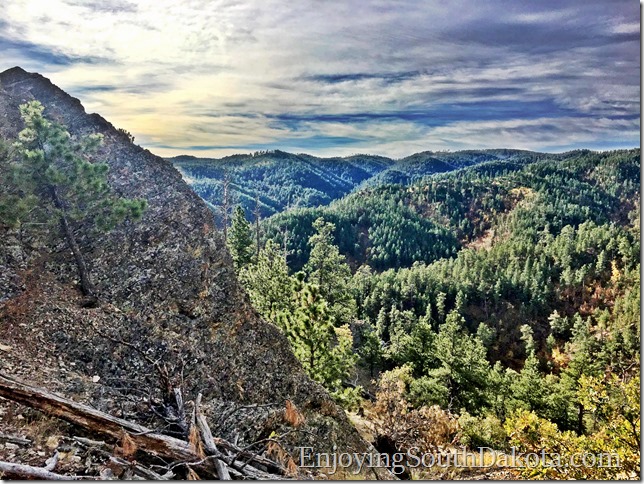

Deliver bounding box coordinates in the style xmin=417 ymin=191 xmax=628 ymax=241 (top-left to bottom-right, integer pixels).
xmin=0 ymin=67 xmax=388 ymax=478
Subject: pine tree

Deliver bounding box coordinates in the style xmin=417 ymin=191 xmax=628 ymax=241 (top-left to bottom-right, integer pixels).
xmin=557 ymin=315 xmax=603 ymax=433
xmin=509 ymin=325 xmax=547 ymax=414
xmin=219 ymin=171 xmax=231 ymax=239
xmin=9 ymin=101 xmax=146 ymax=301
xmin=239 ymin=240 xmax=294 ymax=323
xmin=281 ymin=281 xmax=332 ymax=376
xmin=425 ymin=310 xmax=491 ymax=413
xmin=304 ymin=217 xmax=355 ymax=325
xmin=276 ymin=275 xmax=360 ymax=407
xmin=436 ymin=291 xmax=447 ymax=324
xmin=0 ymin=139 xmax=34 ymax=227
xmin=359 ymin=322 xmax=385 ymax=377
xmin=391 ymin=318 xmax=436 ymax=376
xmin=228 ymin=205 xmax=254 ymax=270
xmin=253 ymin=193 xmax=261 ymax=258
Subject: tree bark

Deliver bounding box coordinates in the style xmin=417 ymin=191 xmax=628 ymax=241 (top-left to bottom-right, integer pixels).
xmin=194 ymin=393 xmax=231 ymax=480
xmin=0 ymin=373 xmax=289 ymax=480
xmin=49 ymin=185 xmax=97 ymax=299
xmin=0 ymin=461 xmax=83 ymax=480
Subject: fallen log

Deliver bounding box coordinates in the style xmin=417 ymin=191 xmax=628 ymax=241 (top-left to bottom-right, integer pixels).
xmin=213 ymin=436 xmax=289 ymax=475
xmin=0 ymin=373 xmax=290 ymax=480
xmin=70 ymin=437 xmax=172 ymax=480
xmin=108 ymin=455 xmax=169 ymax=480
xmin=0 ymin=460 xmax=84 ymax=480
xmin=0 ymin=432 xmax=32 ymax=446
xmin=71 ymin=436 xmax=109 ymax=448
xmin=44 ymin=451 xmax=59 ymax=472
xmin=0 ymin=373 xmax=198 ymax=464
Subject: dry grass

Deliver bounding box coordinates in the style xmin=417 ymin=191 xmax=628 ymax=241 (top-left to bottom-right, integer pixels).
xmin=284 ymin=400 xmax=305 ymax=428
xmin=14 ymin=408 xmax=67 ymax=448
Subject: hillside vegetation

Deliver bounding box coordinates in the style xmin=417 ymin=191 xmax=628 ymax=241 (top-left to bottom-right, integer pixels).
xmin=169 ymin=148 xmax=548 ymax=220
xmin=226 ymin=147 xmax=640 ymax=479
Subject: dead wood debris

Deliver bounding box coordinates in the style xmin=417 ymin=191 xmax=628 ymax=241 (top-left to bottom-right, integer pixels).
xmin=0 ymin=373 xmax=295 ymax=480
xmin=0 ymin=432 xmax=32 ymax=446
xmin=0 ymin=460 xmax=91 ymax=481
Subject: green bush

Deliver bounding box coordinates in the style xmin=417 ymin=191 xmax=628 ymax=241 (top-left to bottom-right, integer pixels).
xmin=457 ymin=411 xmax=508 ymax=450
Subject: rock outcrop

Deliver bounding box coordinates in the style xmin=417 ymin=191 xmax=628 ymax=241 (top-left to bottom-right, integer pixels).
xmin=0 ymin=67 xmax=388 ymax=478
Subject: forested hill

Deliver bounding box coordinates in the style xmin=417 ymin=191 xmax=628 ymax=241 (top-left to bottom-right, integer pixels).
xmin=229 ymin=147 xmax=639 ymax=478
xmin=170 ymin=150 xmax=391 ymax=217
xmin=365 ymin=148 xmax=551 ymax=186
xmin=168 ymin=148 xmax=548 ymax=220
xmin=261 ymin=149 xmax=639 ymax=271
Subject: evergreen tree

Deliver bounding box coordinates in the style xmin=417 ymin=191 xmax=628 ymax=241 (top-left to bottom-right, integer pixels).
xmin=389 ymin=318 xmax=436 ymax=376
xmin=228 ymin=205 xmax=254 ymax=270
xmin=253 ymin=193 xmax=261 ymax=258
xmin=239 ymin=240 xmax=294 ymax=323
xmin=0 ymin=139 xmax=34 ymax=227
xmin=436 ymin=291 xmax=447 ymax=324
xmin=425 ymin=310 xmax=491 ymax=413
xmin=219 ymin=171 xmax=232 ymax=239
xmin=277 ymin=275 xmax=360 ymax=406
xmin=555 ymin=315 xmax=603 ymax=433
xmin=9 ymin=101 xmax=146 ymax=300
xmin=359 ymin=322 xmax=385 ymax=378
xmin=304 ymin=217 xmax=355 ymax=324
xmin=509 ymin=325 xmax=547 ymax=414
xmin=280 ymin=280 xmax=332 ymax=376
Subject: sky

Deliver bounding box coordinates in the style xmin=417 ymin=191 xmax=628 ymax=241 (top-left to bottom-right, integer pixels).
xmin=0 ymin=0 xmax=640 ymax=159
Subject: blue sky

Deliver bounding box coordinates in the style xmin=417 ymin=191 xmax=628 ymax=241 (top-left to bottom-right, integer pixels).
xmin=0 ymin=0 xmax=639 ymax=158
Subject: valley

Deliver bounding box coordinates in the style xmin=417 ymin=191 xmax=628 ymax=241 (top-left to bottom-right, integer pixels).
xmin=0 ymin=67 xmax=639 ymax=480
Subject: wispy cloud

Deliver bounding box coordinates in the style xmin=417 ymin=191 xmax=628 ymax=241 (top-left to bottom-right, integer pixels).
xmin=0 ymin=35 xmax=112 ymax=67
xmin=0 ymin=0 xmax=638 ymax=158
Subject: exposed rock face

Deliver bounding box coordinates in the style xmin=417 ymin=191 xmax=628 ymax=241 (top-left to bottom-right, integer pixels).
xmin=0 ymin=67 xmax=385 ymax=476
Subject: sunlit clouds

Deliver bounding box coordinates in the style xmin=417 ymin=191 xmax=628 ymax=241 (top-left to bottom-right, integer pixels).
xmin=1 ymin=0 xmax=639 ymax=158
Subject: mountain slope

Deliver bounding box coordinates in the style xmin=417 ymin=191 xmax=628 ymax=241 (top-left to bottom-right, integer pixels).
xmin=0 ymin=67 xmax=386 ymax=476
xmin=364 ymin=149 xmax=551 ymax=186
xmin=168 ymin=148 xmax=549 ymax=221
xmin=261 ymin=149 xmax=639 ymax=271
xmin=171 ymin=150 xmax=392 ymax=219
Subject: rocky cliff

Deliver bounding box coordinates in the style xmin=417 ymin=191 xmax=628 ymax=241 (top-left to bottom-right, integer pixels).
xmin=0 ymin=67 xmax=387 ymax=478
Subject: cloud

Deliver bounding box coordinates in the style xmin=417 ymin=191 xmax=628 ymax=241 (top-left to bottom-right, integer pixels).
xmin=0 ymin=0 xmax=638 ymax=158
xmin=0 ymin=35 xmax=111 ymax=66
xmin=65 ymin=0 xmax=138 ymax=14
xmin=301 ymin=71 xmax=423 ymax=85
xmin=426 ymin=116 xmax=639 ymax=150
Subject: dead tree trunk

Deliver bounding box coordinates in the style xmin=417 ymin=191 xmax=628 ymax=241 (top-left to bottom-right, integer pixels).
xmin=253 ymin=194 xmax=261 ymax=258
xmin=0 ymin=461 xmax=82 ymax=480
xmin=195 ymin=393 xmax=231 ymax=480
xmin=0 ymin=373 xmax=290 ymax=480
xmin=0 ymin=372 xmax=195 ymax=463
